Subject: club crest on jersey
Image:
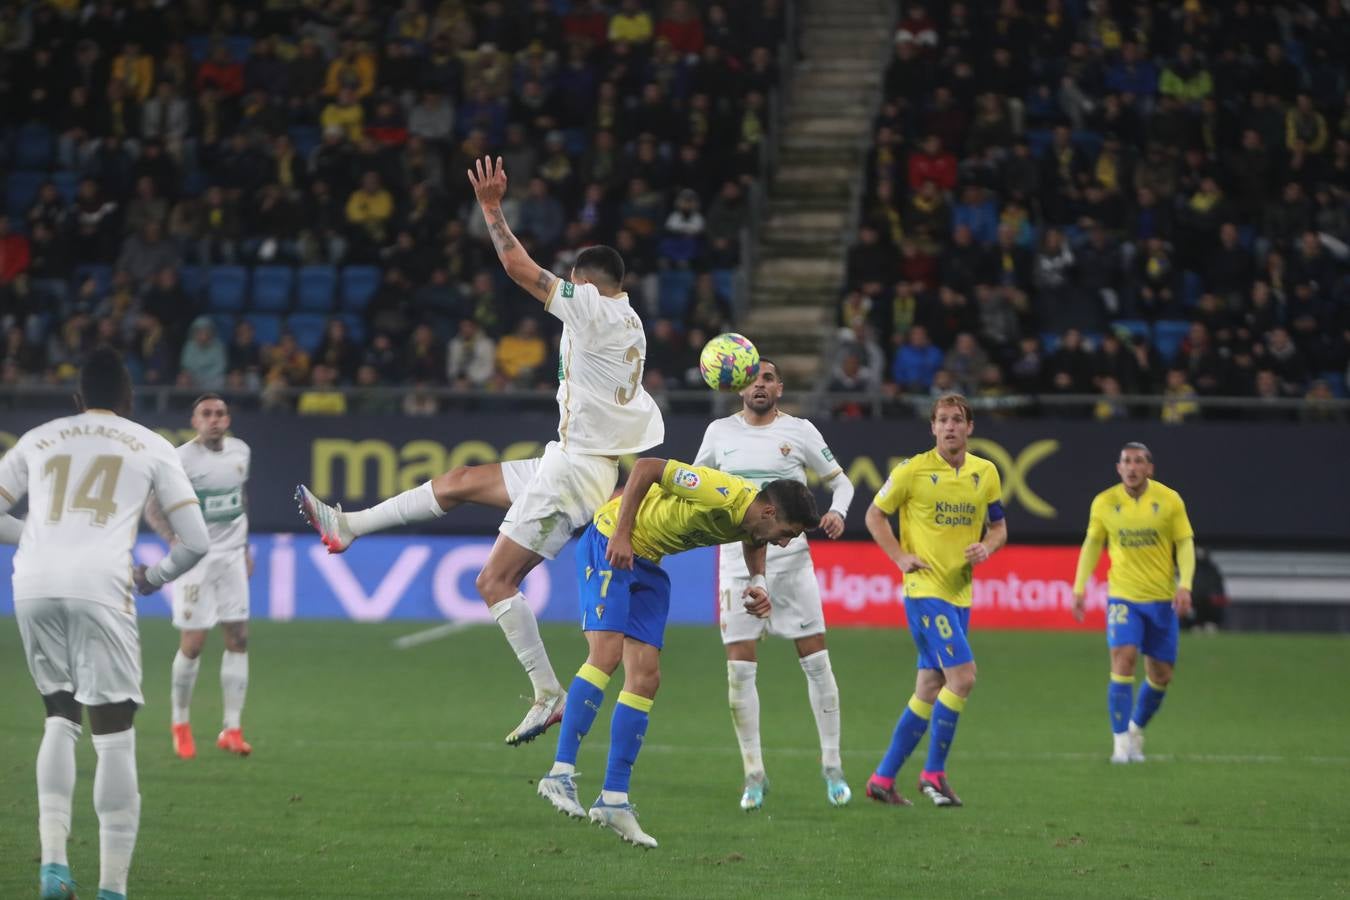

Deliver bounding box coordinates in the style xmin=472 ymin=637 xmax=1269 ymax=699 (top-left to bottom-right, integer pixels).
xmin=673 ymin=467 xmax=700 ymax=489
xmin=1152 ymin=502 xmax=1160 ymax=515
xmin=779 ymin=442 xmax=792 ymax=457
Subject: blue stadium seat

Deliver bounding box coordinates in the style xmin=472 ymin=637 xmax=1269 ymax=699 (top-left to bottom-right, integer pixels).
xmin=1321 ymin=372 xmax=1346 ymax=398
xmin=296 ymin=265 xmax=337 ymax=312
xmin=243 ymin=312 xmax=282 ymax=347
xmin=73 ymin=264 xmax=113 ymax=297
xmin=251 ymin=265 xmax=294 ymax=312
xmin=711 ymin=268 xmax=736 ymax=301
xmin=1112 ymin=319 xmax=1151 ymax=342
xmin=1071 ymin=130 xmax=1104 ymax=161
xmin=206 ymin=265 xmax=248 ymax=312
xmin=340 ymin=265 xmax=381 ymax=311
xmin=1039 ymin=331 xmax=1061 ymax=354
xmin=1153 ymin=320 xmax=1191 ymax=363
xmin=1024 ymin=128 xmax=1053 ymax=158
xmin=6 ymin=171 xmax=45 ymax=220
xmin=657 ymin=270 xmax=696 ymax=319
xmin=179 ymin=265 xmax=204 ymax=300
xmin=1181 ymin=270 xmax=1203 ymax=308
xmin=227 ymin=36 xmax=255 ymax=63
xmin=51 ymin=170 xmax=80 ymax=205
xmin=339 ymin=313 xmax=367 ymax=345
xmin=287 ymin=313 xmax=328 ymax=354
xmin=209 ymin=314 xmax=237 ymax=341
xmin=13 ymin=124 xmax=54 ymax=170
xmin=185 ymin=36 xmax=212 ymax=62
xmin=288 ymin=125 xmax=322 ymax=159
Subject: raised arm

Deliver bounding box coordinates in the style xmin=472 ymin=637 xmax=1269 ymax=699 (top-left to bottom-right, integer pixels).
xmin=467 ymin=155 xmax=559 ymax=304
xmin=604 ymin=457 xmax=667 ymax=571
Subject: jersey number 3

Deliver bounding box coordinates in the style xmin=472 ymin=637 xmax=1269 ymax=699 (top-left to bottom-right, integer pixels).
xmin=614 ymin=346 xmax=642 ymax=406
xmin=42 ymin=454 xmax=124 ymax=527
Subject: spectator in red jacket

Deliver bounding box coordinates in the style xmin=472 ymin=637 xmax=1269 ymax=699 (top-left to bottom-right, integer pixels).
xmin=907 ymin=134 xmax=957 ymax=192
xmin=657 ymin=0 xmax=706 ymax=56
xmin=196 ymin=43 xmax=244 ymax=97
xmin=563 ymin=0 xmax=610 ymax=47
xmin=0 ymin=216 xmax=32 ymax=285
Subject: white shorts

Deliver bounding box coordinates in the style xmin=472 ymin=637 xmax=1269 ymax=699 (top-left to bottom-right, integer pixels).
xmin=172 ymin=547 xmax=250 ymax=630
xmin=499 ymin=441 xmax=619 ymax=560
xmin=719 ymin=566 xmax=826 ymax=644
xmin=16 ymin=598 xmax=144 ymax=706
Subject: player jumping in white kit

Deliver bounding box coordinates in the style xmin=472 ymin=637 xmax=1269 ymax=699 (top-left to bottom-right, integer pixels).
xmin=693 ymin=361 xmax=857 ymax=810
xmin=295 ymin=156 xmax=664 ymax=745
xmin=145 ymin=393 xmax=254 ymax=760
xmin=0 ymin=348 xmax=210 ymax=900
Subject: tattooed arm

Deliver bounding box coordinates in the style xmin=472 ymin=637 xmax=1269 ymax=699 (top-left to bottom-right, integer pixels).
xmin=467 ymin=155 xmax=559 ymax=304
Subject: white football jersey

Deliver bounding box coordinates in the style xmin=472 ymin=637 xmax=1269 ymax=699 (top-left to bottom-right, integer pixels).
xmin=177 ymin=436 xmax=250 ymax=552
xmin=0 ymin=411 xmax=198 ymax=611
xmin=694 ymin=412 xmax=844 ymax=577
xmin=546 ymin=279 xmax=665 ymax=455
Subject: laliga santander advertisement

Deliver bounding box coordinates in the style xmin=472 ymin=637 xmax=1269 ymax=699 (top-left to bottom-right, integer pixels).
xmin=812 ymin=542 xmax=1112 ymax=630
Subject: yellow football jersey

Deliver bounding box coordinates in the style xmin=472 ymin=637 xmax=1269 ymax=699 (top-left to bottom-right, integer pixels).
xmin=594 ymin=460 xmax=759 ymax=563
xmin=1084 ymin=480 xmax=1194 ymax=602
xmin=873 ymin=449 xmax=1004 ymax=607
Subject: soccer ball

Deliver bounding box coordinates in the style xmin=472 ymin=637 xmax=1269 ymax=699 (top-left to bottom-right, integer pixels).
xmin=699 ymin=332 xmax=760 ymax=392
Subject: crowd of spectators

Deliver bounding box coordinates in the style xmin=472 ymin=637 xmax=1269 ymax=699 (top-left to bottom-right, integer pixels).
xmin=832 ymin=0 xmax=1350 ymax=421
xmin=0 ymin=0 xmax=787 ymax=412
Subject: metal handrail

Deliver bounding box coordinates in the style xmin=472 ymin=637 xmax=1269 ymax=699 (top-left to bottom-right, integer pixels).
xmin=811 ymin=389 xmax=1350 ymax=419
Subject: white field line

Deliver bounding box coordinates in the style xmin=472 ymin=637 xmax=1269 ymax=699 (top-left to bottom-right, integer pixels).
xmin=391 ymin=621 xmax=480 ymax=649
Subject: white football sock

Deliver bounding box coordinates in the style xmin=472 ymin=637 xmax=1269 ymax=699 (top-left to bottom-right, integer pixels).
xmin=171 ymin=650 xmax=200 ymax=725
xmin=601 ymin=789 xmax=628 ymax=806
xmin=345 ymin=480 xmax=445 ymax=536
xmin=37 ymin=716 xmax=81 ymax=866
xmin=92 ymin=728 xmax=140 ymax=897
xmin=549 ymin=761 xmax=575 ymax=777
xmin=220 ymin=651 xmax=249 ymax=730
xmin=799 ymin=650 xmax=842 ymax=769
xmin=491 ymin=594 xmax=561 ymax=698
xmin=727 ymin=660 xmax=763 ymax=776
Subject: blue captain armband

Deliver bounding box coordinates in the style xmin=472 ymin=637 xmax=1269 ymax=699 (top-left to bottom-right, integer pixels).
xmin=987 ymin=501 xmax=1006 ymax=522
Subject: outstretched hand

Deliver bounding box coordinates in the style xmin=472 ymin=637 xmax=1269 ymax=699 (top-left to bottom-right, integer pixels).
xmin=467 ymin=155 xmax=508 ymax=207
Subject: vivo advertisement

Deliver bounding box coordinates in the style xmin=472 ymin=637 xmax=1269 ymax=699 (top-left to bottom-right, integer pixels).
xmin=1 ymin=537 xmax=1110 ymax=631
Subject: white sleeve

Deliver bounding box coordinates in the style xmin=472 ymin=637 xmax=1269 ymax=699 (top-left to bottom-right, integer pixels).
xmin=151 ymin=442 xmax=200 ymax=514
xmin=801 ymin=421 xmax=853 ymax=518
xmin=692 ymin=423 xmax=719 ymax=469
xmin=147 ymin=502 xmax=209 ymax=586
xmin=544 ymin=280 xmax=603 ymax=332
xmin=0 ymin=432 xmax=30 ymax=512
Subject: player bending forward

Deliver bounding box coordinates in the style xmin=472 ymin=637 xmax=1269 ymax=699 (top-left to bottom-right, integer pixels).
xmin=536 ymin=458 xmax=817 ymax=847
xmin=0 ymin=348 xmax=210 ymax=900
xmin=864 ymin=394 xmax=1007 ymax=808
xmin=693 ymin=361 xmax=856 ymax=810
xmin=145 ymin=393 xmax=254 ymax=759
xmin=296 ymin=156 xmax=663 ymax=745
xmin=1072 ymin=442 xmax=1195 ymax=763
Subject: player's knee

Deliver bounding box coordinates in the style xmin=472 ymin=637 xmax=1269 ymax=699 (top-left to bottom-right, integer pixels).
xmin=626 ymin=667 xmax=660 ymax=698
xmin=225 ymin=633 xmax=248 ymax=653
xmin=435 ymin=466 xmax=473 ymax=504
xmin=947 ymin=667 xmax=976 ymax=696
xmin=42 ymin=691 xmax=82 ymax=724
xmin=88 ymin=700 xmax=137 ymax=735
xmin=475 ymin=567 xmax=513 ymax=602
xmin=1148 ymin=666 xmax=1173 ymax=687
xmin=180 ymin=634 xmax=206 ymax=659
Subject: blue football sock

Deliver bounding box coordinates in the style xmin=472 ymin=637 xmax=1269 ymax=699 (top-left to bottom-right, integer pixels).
xmin=875 ymin=694 xmax=932 ymax=780
xmin=1131 ymin=678 xmax=1167 ymax=729
xmin=602 ymin=691 xmax=652 ymax=794
xmin=553 ymin=664 xmax=609 ymax=766
xmin=1109 ymin=673 xmax=1134 ymax=735
xmin=923 ymin=687 xmax=966 ymax=774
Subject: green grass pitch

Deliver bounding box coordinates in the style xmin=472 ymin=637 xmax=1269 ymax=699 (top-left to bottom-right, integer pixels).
xmin=1 ymin=620 xmax=1347 ymax=899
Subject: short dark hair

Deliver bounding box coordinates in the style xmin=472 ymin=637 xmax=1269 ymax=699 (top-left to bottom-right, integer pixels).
xmin=78 ymin=346 xmax=132 ymax=412
xmin=192 ymin=392 xmax=227 ymax=413
xmin=757 ymin=357 xmax=780 ymax=382
xmin=759 ymin=479 xmax=818 ymax=527
xmin=1121 ymin=441 xmax=1153 ymax=462
xmin=574 ymin=245 xmax=625 ymax=289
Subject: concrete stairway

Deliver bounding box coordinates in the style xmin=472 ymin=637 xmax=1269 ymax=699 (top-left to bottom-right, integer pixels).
xmin=742 ymin=0 xmax=891 ymax=391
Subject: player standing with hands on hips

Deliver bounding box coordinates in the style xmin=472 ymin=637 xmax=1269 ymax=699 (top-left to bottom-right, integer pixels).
xmin=863 ymin=394 xmax=1007 ymax=808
